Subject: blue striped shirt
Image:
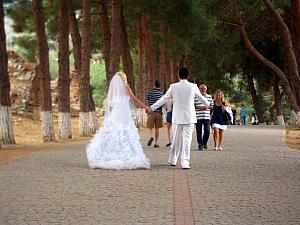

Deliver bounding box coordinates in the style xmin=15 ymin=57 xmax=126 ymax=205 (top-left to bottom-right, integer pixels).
xmin=195 ymin=94 xmax=213 ymax=120
xmin=146 ymin=88 xmax=164 ymax=112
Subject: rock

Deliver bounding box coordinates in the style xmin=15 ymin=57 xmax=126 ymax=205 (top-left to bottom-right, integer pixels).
xmin=8 ymin=51 xmax=82 ymax=119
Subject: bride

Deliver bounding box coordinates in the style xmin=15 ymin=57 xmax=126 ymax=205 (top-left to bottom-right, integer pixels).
xmin=86 ymin=72 xmax=151 ymax=169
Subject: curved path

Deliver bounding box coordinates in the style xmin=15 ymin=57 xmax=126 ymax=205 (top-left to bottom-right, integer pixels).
xmin=0 ymin=126 xmax=299 ymax=225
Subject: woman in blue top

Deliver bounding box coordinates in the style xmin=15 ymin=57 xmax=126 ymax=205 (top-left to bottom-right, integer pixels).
xmin=210 ymin=89 xmax=228 ymax=150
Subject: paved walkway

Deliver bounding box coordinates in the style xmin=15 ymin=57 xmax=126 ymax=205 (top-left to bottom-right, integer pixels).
xmin=0 ymin=126 xmax=299 ymax=225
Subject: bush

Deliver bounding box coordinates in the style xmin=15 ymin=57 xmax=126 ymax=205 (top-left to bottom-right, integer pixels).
xmin=90 ymin=60 xmax=107 ymax=107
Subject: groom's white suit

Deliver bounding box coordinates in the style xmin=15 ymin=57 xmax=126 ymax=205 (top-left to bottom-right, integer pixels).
xmin=150 ymin=79 xmax=209 ymax=169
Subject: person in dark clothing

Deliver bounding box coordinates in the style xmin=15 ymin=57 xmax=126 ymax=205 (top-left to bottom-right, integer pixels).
xmin=231 ymin=107 xmax=237 ymax=125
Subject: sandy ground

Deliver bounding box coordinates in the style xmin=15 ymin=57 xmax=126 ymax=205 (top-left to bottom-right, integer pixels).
xmin=0 ymin=117 xmax=299 ymax=165
xmin=286 ymin=127 xmax=300 ymax=151
xmin=0 ymin=116 xmax=95 ymax=165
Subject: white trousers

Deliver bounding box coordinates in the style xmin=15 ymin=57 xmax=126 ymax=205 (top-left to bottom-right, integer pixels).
xmin=168 ymin=123 xmax=194 ymax=168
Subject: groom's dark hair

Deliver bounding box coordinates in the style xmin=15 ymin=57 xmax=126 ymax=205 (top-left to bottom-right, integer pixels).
xmin=154 ymin=80 xmax=160 ymax=88
xmin=179 ymin=67 xmax=189 ymax=79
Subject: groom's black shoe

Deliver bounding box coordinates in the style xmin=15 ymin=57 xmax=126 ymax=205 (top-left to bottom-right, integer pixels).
xmin=168 ymin=162 xmax=176 ymax=166
xmin=182 ymin=167 xmax=190 ymax=170
xmin=147 ymin=137 xmax=154 ymax=146
xmin=198 ymin=145 xmax=203 ymax=151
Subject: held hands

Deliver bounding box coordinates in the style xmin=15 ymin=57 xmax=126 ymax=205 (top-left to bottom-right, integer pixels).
xmin=145 ymin=106 xmax=153 ymax=114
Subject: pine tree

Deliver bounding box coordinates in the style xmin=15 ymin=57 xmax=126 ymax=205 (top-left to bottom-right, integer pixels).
xmin=58 ymin=0 xmax=72 ymax=139
xmin=32 ymin=0 xmax=55 ymax=141
xmin=79 ymin=0 xmax=99 ymax=136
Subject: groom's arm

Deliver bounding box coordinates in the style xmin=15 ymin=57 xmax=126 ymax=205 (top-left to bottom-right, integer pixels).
xmin=150 ymin=86 xmax=173 ymax=111
xmin=194 ymin=84 xmax=210 ymax=106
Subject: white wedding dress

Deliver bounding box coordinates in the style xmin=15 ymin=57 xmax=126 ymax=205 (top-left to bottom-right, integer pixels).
xmin=86 ymin=75 xmax=150 ymax=170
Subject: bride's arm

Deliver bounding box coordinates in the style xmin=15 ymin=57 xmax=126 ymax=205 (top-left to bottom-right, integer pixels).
xmin=126 ymin=85 xmax=150 ymax=111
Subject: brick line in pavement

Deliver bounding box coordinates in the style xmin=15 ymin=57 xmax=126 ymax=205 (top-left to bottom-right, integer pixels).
xmin=174 ymin=167 xmax=195 ymax=225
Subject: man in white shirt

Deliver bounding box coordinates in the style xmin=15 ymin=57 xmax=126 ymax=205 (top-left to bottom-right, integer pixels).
xmin=150 ymin=68 xmax=209 ymax=169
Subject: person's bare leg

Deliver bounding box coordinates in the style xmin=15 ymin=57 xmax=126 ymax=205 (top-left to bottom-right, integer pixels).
xmin=218 ymin=129 xmax=224 ymax=150
xmin=147 ymin=128 xmax=154 ymax=146
xmin=167 ymin=124 xmax=172 ymax=144
xmin=148 ymin=128 xmax=154 ymax=138
xmin=154 ymin=128 xmax=159 ymax=145
xmin=213 ymin=127 xmax=219 ymax=150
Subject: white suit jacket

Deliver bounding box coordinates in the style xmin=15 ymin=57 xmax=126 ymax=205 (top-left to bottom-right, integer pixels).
xmin=151 ymin=79 xmax=210 ymax=124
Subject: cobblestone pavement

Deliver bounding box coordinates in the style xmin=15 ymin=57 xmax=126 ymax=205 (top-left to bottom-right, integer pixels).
xmin=0 ymin=126 xmax=299 ymax=225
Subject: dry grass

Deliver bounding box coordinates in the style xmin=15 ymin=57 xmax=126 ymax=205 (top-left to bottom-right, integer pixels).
xmin=286 ymin=128 xmax=300 ymax=151
xmin=0 ymin=116 xmax=103 ymax=165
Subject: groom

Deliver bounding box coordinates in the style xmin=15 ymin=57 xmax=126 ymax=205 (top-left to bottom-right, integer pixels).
xmin=150 ymin=68 xmax=209 ymax=169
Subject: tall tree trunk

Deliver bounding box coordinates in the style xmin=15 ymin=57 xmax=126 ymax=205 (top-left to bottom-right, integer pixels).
xmin=170 ymin=59 xmax=179 ymax=83
xmin=137 ymin=18 xmax=146 ymax=101
xmin=136 ymin=17 xmax=147 ymax=127
xmin=273 ymin=78 xmax=285 ymax=125
xmin=290 ymin=0 xmax=300 ymax=69
xmin=143 ymin=12 xmax=156 ymax=91
xmin=99 ymin=0 xmax=111 ymax=87
xmin=183 ymin=48 xmax=191 ymax=68
xmin=289 ymin=0 xmax=300 ymax=107
xmin=28 ymin=64 xmax=41 ymax=121
xmin=109 ymin=0 xmax=122 ymax=79
xmin=58 ymin=0 xmax=71 ymax=139
xmin=165 ymin=56 xmax=172 ymax=88
xmin=69 ymin=1 xmax=81 ymax=73
xmin=32 ymin=0 xmax=55 ymax=142
xmin=159 ymin=20 xmax=167 ymax=91
xmin=0 ymin=0 xmax=15 ymax=145
xmin=79 ymin=0 xmax=99 ymax=136
xmin=246 ymin=74 xmax=265 ymax=124
xmin=48 ymin=0 xmax=53 ymax=7
xmin=29 ymin=64 xmax=41 ymax=107
xmin=120 ymin=1 xmax=134 ymax=92
xmin=239 ymin=22 xmax=300 ymax=123
xmin=263 ymin=0 xmax=300 ymax=93
xmin=283 ymin=45 xmax=299 ymax=125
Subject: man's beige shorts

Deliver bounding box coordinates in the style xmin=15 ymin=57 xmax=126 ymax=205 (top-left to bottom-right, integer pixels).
xmin=147 ymin=112 xmax=163 ymax=129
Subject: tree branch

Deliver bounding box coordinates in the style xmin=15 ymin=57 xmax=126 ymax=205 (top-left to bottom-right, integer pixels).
xmin=216 ymin=20 xmax=239 ymax=27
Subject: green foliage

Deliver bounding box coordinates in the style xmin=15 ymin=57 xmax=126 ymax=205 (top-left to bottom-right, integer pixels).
xmin=49 ymin=51 xmax=58 ymax=80
xmin=221 ymin=73 xmax=252 ymax=106
xmin=45 ymin=51 xmax=76 ymax=80
xmin=12 ymin=33 xmax=37 ymax=62
xmin=6 ymin=0 xmax=35 ymax=33
xmin=90 ymin=60 xmax=107 ymax=107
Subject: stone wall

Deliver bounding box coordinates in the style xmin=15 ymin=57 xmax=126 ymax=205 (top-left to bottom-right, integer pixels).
xmin=8 ymin=51 xmax=37 ymax=116
xmin=8 ymin=51 xmax=81 ymax=118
